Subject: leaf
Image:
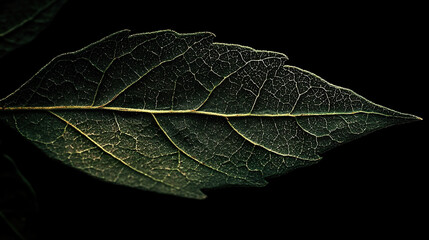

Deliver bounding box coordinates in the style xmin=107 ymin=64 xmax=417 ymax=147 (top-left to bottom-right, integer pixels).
xmin=0 ymin=30 xmax=421 ymax=199
xmin=0 ymin=0 xmax=67 ymax=58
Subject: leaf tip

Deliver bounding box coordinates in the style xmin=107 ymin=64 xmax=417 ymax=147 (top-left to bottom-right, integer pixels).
xmin=398 ymin=112 xmax=423 ymax=122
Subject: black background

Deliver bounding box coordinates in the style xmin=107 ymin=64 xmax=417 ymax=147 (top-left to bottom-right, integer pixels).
xmin=0 ymin=1 xmax=426 ymax=239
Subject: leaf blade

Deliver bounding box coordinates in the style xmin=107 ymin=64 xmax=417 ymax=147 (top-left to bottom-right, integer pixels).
xmin=0 ymin=30 xmax=420 ymax=198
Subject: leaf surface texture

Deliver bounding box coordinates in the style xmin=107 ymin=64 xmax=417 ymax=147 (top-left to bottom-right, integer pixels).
xmin=0 ymin=30 xmax=420 ymax=198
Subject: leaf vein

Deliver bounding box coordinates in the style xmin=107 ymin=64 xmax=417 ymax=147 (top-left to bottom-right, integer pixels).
xmin=194 ymin=56 xmax=284 ymax=111
xmin=48 ymin=111 xmax=186 ymax=191
xmin=99 ymin=34 xmax=214 ymax=107
xmin=90 ymin=36 xmax=159 ymax=106
xmin=227 ymin=118 xmax=320 ymax=161
xmin=151 ymin=113 xmax=258 ymax=184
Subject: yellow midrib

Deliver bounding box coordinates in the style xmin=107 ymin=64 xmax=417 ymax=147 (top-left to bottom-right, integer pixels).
xmin=0 ymin=105 xmax=415 ymax=119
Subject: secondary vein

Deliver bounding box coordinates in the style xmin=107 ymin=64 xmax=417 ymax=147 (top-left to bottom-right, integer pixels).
xmin=151 ymin=113 xmax=258 ymax=184
xmin=98 ymin=34 xmax=214 ymax=107
xmin=48 ymin=111 xmax=187 ymax=191
xmin=226 ymin=119 xmax=321 ymax=161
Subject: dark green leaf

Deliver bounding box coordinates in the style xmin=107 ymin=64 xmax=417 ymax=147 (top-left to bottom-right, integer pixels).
xmin=0 ymin=30 xmax=421 ymax=199
xmin=0 ymin=0 xmax=67 ymax=58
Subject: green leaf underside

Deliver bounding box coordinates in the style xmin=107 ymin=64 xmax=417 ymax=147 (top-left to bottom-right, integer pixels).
xmin=0 ymin=0 xmax=67 ymax=58
xmin=0 ymin=30 xmax=420 ymax=199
